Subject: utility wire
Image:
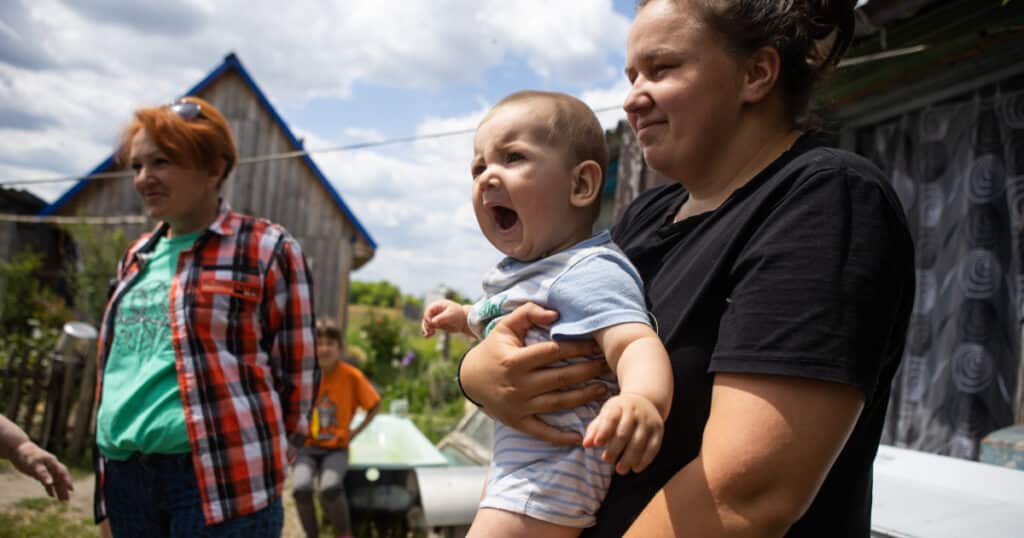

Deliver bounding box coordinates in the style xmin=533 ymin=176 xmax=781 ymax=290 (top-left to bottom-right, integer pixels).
xmin=0 ymin=105 xmax=625 ymax=188
xmin=0 ymin=213 xmax=146 ymax=225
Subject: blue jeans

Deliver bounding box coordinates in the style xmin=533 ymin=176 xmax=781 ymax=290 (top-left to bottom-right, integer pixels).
xmin=104 ymin=453 xmax=284 ymax=538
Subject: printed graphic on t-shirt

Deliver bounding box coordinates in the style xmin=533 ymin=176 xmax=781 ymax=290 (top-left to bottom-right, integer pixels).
xmin=474 ymin=294 xmax=507 ymax=337
xmin=112 ymin=280 xmax=170 ymax=358
xmin=314 ymin=394 xmax=338 ymax=441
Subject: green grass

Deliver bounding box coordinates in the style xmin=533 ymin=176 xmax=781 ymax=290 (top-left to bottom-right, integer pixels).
xmin=13 ymin=498 xmax=54 ymax=511
xmin=0 ymin=497 xmax=97 ymax=538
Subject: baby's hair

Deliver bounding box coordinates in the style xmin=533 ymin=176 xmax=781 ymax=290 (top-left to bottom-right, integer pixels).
xmin=486 ymin=91 xmax=609 ymax=195
xmin=316 ymin=318 xmax=343 ymax=345
xmin=116 ymin=96 xmax=238 ymax=187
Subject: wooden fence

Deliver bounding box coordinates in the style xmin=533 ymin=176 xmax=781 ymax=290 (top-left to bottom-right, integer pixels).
xmin=2 ymin=333 xmax=98 ymax=464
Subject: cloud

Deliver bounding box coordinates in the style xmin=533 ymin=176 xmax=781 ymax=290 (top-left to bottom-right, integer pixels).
xmin=0 ymin=106 xmax=59 ymax=130
xmin=477 ymin=0 xmax=631 ymax=86
xmin=63 ymin=0 xmax=211 ymax=37
xmin=0 ymin=0 xmax=635 ymax=298
xmin=580 ymin=78 xmax=631 ymax=130
xmin=342 ymin=127 xmax=387 ymax=144
xmin=0 ymin=162 xmax=79 ymax=204
xmin=199 ymin=0 xmax=628 ymax=101
xmin=0 ymin=0 xmax=628 ymax=168
xmin=0 ymin=1 xmax=57 ymax=70
xmin=293 ymin=109 xmax=498 ymax=297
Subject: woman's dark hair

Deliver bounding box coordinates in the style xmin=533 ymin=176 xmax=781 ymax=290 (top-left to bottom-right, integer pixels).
xmin=639 ymin=0 xmax=857 ymax=127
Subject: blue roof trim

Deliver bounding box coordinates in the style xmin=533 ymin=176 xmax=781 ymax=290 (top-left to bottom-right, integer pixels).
xmin=40 ymin=53 xmax=377 ymax=251
xmin=39 ymin=155 xmax=116 ymax=215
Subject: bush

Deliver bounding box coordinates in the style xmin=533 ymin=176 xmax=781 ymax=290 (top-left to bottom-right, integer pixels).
xmin=349 ymin=280 xmax=402 ymax=307
xmin=0 ymin=250 xmax=66 ymax=333
xmin=357 ymin=312 xmax=405 ymax=388
xmin=0 ymin=324 xmax=61 ymax=412
xmin=346 ymin=305 xmax=477 ymax=443
xmin=61 ymin=224 xmax=130 ymax=325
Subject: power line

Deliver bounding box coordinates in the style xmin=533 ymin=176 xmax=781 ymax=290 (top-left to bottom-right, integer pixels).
xmin=0 ymin=105 xmax=625 ymax=188
xmin=0 ymin=213 xmax=146 ymax=225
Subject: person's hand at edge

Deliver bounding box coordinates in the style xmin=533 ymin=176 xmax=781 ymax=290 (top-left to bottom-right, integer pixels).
xmin=11 ymin=440 xmax=74 ymax=501
xmin=459 ymin=302 xmax=608 ymax=445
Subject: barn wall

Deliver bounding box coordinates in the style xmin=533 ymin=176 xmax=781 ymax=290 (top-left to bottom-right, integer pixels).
xmin=203 ymin=73 xmax=356 ymax=321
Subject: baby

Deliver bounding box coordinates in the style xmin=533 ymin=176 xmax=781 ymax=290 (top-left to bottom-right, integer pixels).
xmin=422 ymin=90 xmax=673 ymax=537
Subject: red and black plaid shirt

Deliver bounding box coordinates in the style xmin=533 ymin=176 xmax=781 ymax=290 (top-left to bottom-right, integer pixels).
xmin=94 ymin=202 xmax=319 ymax=525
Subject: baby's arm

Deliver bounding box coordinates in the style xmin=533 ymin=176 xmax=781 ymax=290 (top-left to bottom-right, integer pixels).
xmin=421 ymin=299 xmax=474 ymax=337
xmin=583 ymin=322 xmax=673 ymax=475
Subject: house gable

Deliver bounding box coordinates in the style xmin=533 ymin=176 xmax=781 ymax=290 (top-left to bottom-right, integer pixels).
xmin=39 ymin=53 xmax=376 ymax=322
xmin=40 ymin=53 xmax=375 ymax=259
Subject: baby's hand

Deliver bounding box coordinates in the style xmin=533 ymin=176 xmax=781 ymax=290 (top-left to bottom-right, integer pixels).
xmin=421 ymin=299 xmax=467 ymax=337
xmin=582 ymin=392 xmax=663 ymax=475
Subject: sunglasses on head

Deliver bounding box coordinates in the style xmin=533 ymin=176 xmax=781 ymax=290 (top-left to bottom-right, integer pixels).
xmin=168 ymin=99 xmax=203 ymax=121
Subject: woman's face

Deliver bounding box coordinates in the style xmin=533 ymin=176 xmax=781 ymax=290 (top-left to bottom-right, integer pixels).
xmin=624 ymin=0 xmax=747 ymax=181
xmin=130 ymin=129 xmax=220 ymax=233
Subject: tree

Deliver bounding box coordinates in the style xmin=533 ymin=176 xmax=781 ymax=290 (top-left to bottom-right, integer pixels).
xmin=61 ymin=224 xmax=131 ymax=325
xmin=0 ymin=250 xmax=62 ymax=332
xmin=349 ymin=280 xmax=402 ymax=307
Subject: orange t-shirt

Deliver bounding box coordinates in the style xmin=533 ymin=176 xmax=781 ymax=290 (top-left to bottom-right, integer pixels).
xmin=307 ymin=362 xmax=380 ymax=449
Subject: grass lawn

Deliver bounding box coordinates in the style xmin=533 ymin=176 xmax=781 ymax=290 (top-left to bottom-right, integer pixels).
xmin=0 ymin=497 xmax=98 ymax=538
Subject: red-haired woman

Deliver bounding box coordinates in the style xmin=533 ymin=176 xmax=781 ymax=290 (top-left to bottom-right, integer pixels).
xmin=93 ymin=96 xmax=318 ymax=537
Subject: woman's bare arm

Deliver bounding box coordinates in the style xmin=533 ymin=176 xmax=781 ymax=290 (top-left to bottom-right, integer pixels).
xmin=625 ymin=373 xmax=864 ymax=537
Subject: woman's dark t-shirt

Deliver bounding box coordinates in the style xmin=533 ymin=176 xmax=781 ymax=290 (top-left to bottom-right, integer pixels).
xmin=584 ymin=136 xmax=915 ymax=537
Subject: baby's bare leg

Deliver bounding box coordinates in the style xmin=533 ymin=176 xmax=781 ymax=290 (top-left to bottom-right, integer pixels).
xmin=467 ymin=508 xmax=582 ymax=538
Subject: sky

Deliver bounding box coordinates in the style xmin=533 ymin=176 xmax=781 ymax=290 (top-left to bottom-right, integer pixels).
xmin=0 ymin=0 xmax=640 ymax=299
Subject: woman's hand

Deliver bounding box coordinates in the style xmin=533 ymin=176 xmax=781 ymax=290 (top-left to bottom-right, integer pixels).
xmin=459 ymin=302 xmax=609 ymax=445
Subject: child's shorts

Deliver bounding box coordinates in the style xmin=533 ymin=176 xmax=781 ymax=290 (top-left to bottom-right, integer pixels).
xmin=478 ymin=402 xmax=613 ymax=528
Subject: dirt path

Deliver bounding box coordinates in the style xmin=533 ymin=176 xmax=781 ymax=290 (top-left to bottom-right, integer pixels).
xmin=0 ymin=467 xmax=95 ymax=515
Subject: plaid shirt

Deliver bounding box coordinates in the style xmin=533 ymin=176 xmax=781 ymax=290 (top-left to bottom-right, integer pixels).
xmin=94 ymin=202 xmax=319 ymax=525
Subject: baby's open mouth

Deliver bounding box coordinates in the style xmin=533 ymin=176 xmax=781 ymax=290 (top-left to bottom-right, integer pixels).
xmin=492 ymin=206 xmax=519 ymax=231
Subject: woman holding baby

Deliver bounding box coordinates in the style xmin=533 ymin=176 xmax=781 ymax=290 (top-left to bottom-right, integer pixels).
xmin=459 ymin=1 xmax=914 ymax=536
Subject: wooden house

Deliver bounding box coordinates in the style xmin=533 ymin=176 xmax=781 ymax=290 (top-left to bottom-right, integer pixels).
xmin=39 ymin=53 xmax=376 ymax=329
xmin=1 ymin=187 xmax=48 ymax=261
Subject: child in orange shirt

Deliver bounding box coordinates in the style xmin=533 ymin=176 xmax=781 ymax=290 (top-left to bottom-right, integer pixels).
xmin=292 ymin=319 xmax=380 ymax=538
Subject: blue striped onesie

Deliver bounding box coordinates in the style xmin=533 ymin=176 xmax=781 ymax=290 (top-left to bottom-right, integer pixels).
xmin=468 ymin=230 xmax=652 ymax=528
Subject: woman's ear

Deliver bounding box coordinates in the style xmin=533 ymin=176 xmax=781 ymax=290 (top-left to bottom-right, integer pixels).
xmin=569 ymin=160 xmax=602 ymax=209
xmin=208 ymin=158 xmax=227 ymax=189
xmin=741 ymin=46 xmax=781 ymax=104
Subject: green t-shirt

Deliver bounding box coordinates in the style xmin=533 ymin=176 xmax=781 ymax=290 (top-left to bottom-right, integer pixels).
xmin=96 ymin=230 xmax=202 ymax=461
